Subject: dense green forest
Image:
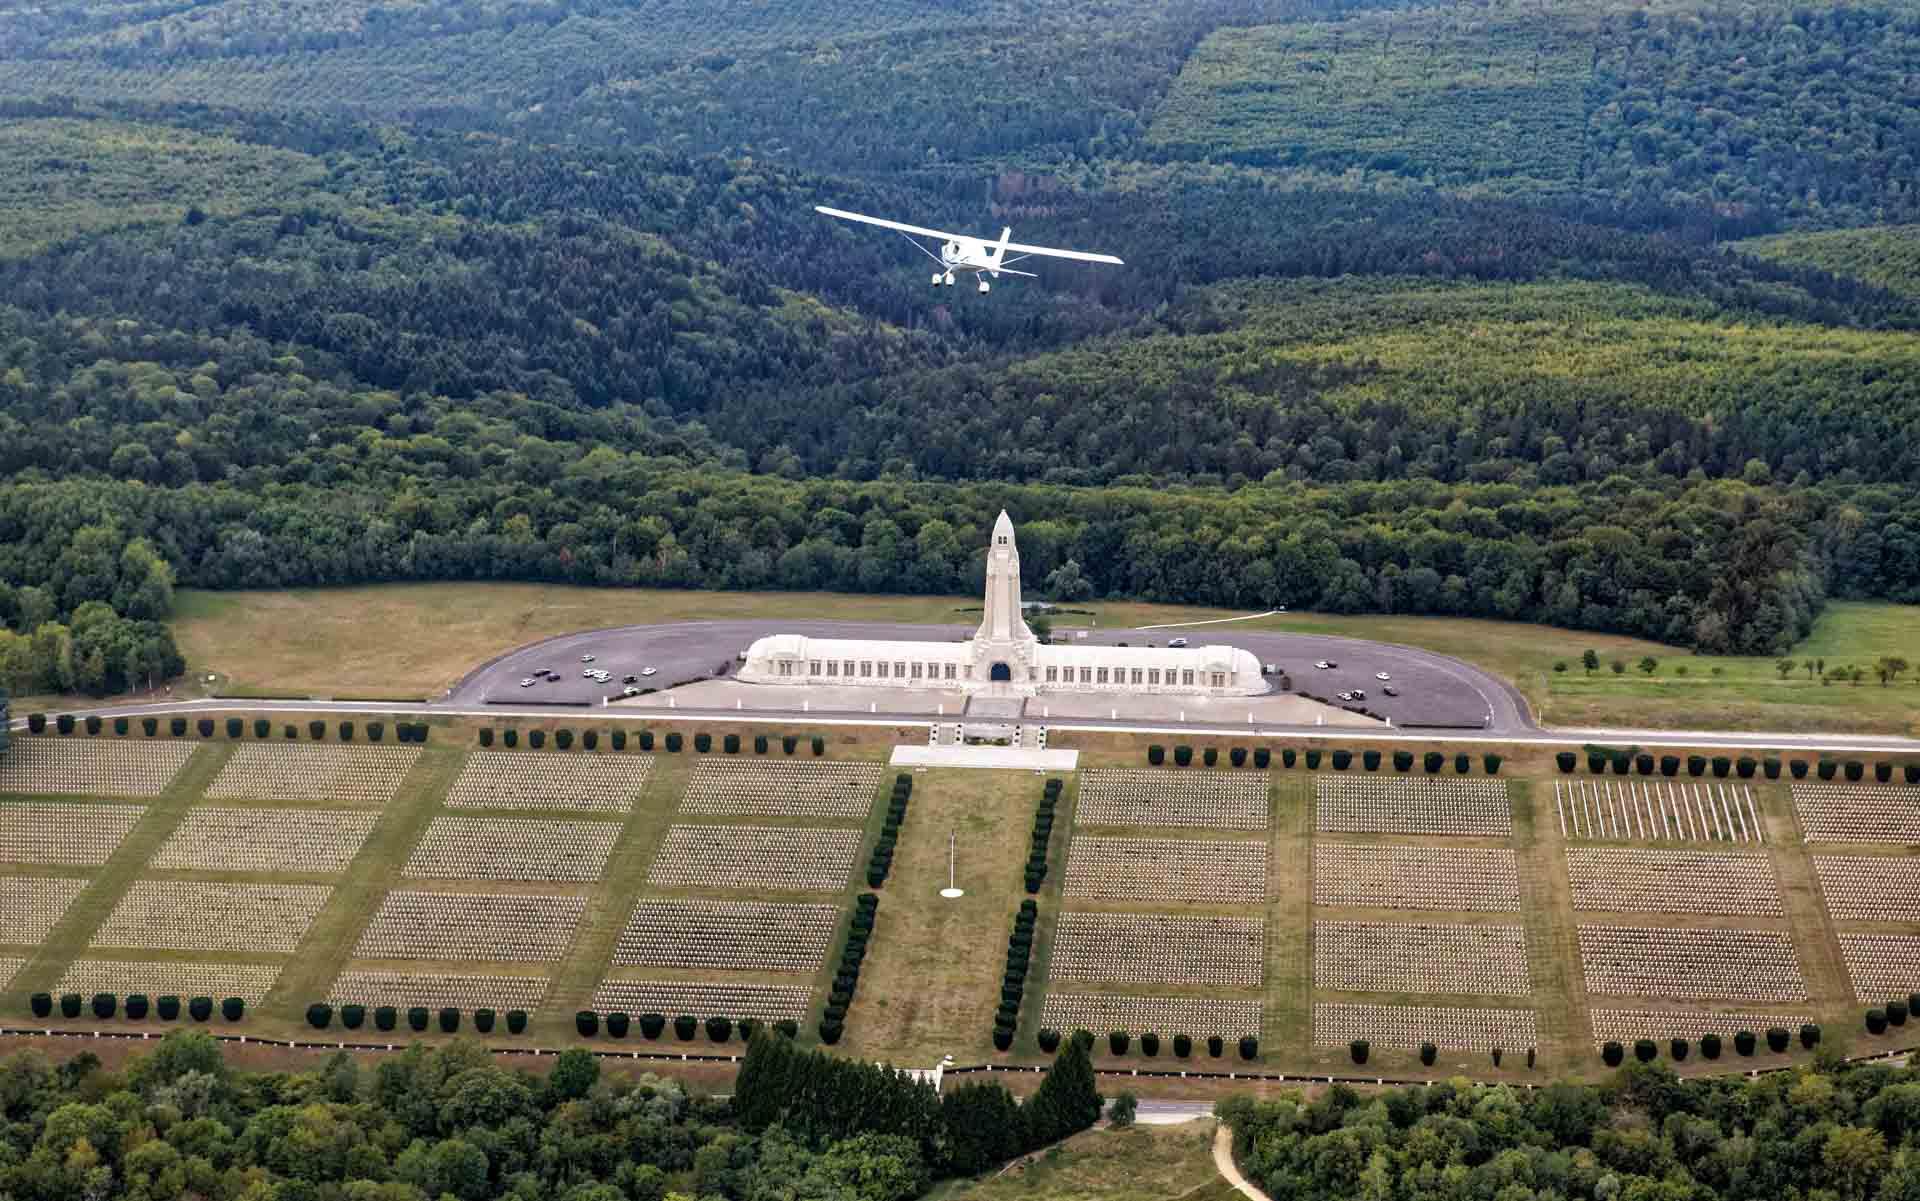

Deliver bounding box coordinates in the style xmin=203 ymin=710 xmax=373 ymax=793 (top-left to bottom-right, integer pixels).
xmin=1221 ymin=1058 xmax=1920 ymax=1201
xmin=0 ymin=0 xmax=1917 ymax=680
xmin=0 ymin=1029 xmax=1103 ymax=1201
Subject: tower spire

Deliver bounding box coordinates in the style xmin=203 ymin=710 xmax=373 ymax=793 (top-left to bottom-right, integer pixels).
xmin=977 ymin=510 xmax=1033 ymax=645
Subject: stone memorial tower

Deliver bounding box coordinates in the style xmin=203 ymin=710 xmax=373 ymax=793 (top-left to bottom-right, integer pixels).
xmin=971 ymin=510 xmax=1038 ymax=693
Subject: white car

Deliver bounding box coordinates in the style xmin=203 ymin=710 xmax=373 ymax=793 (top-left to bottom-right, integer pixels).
xmin=1314 ymin=660 xmax=1333 ymax=669
xmin=641 ymin=666 xmax=657 ymax=677
xmin=581 ymin=669 xmax=597 ymax=678
xmin=1168 ymin=637 xmax=1188 ymax=648
xmin=518 ymin=678 xmax=535 ymax=687
xmin=621 ymin=686 xmax=641 ymax=697
xmin=1375 ymin=671 xmax=1391 ymax=681
xmin=580 ymin=654 xmax=595 ymax=663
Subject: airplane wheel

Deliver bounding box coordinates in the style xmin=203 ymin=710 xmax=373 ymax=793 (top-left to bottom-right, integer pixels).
xmin=932 ymin=273 xmax=942 ymax=285
xmin=944 ymin=273 xmax=955 ymax=286
xmin=978 ymin=280 xmax=990 ymax=294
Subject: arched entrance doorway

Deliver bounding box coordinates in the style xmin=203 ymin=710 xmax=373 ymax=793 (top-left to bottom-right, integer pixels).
xmin=989 ymin=662 xmax=1012 ymax=682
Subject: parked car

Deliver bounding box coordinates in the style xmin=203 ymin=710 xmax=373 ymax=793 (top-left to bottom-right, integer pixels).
xmin=622 ymin=674 xmax=638 ymax=684
xmin=1382 ymin=686 xmax=1399 ymax=697
xmin=1351 ymin=688 xmax=1366 ymax=700
xmin=621 ymin=686 xmax=641 ymax=697
xmin=518 ymin=678 xmax=535 ymax=687
xmin=1168 ymin=637 xmax=1188 ymax=648
xmin=580 ymin=654 xmax=595 ymax=662
xmin=641 ymin=666 xmax=658 ymax=677
xmin=1375 ymin=671 xmax=1391 ymax=681
xmin=1314 ymin=660 xmax=1335 ymax=669
xmin=1337 ymin=691 xmax=1354 ymax=701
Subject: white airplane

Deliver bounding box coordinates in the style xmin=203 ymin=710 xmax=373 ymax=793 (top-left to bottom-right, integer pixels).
xmin=815 ymin=205 xmax=1123 ymax=293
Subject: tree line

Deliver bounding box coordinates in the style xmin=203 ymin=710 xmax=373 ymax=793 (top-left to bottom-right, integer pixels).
xmin=0 ymin=1027 xmax=1100 ymax=1201
xmin=1220 ymin=1057 xmax=1920 ymax=1201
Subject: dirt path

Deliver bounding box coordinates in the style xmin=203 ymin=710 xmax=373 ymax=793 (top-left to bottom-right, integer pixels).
xmin=1213 ymin=1123 xmax=1271 ymax=1201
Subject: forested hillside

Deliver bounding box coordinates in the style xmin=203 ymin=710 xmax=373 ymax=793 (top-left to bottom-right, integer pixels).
xmin=0 ymin=0 xmax=1917 ymax=684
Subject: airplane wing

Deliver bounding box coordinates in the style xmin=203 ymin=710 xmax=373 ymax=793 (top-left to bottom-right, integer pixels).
xmin=816 ymin=206 xmax=1123 ymax=265
xmin=996 ymin=240 xmax=1124 ymax=266
xmin=815 ymin=206 xmax=961 ymax=242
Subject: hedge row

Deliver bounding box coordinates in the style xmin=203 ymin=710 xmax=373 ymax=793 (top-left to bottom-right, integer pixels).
xmin=1024 ymin=778 xmax=1062 ymax=894
xmin=478 ymin=727 xmax=825 ymax=757
xmin=866 ymin=774 xmax=912 ymax=888
xmin=1557 ymin=750 xmax=1916 ymax=784
xmin=1864 ymin=995 xmax=1920 ymax=1035
xmin=1108 ymin=1027 xmax=1256 ymax=1062
xmin=36 ymin=715 xmax=430 ymax=742
xmin=993 ymin=899 xmax=1039 ymax=1051
xmin=1601 ymin=1024 xmax=1816 ymax=1066
xmin=305 ymin=1003 xmax=529 ymax=1035
xmin=573 ymin=1009 xmax=787 ymax=1042
xmin=32 ymin=992 xmax=243 ymax=1023
xmin=821 ymin=894 xmax=880 ymax=1045
xmin=1148 ymin=743 xmax=1498 ymax=775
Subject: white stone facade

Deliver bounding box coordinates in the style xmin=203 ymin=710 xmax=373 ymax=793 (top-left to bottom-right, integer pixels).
xmin=738 ymin=511 xmax=1264 ymax=699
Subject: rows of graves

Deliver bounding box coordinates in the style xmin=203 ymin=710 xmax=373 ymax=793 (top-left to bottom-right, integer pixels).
xmin=1073 ymin=769 xmax=1269 ymax=830
xmin=0 ymin=802 xmax=145 ymax=866
xmin=446 ymin=751 xmax=652 ymax=813
xmin=1048 ymin=913 xmax=1266 ymax=988
xmin=0 ymin=739 xmax=199 ymax=797
xmin=1061 ymin=835 xmax=1268 ymax=904
xmin=1576 ymin=926 xmax=1807 ymax=1003
xmin=1316 ymin=777 xmax=1513 ymax=837
xmin=1312 ymin=845 xmax=1520 ymax=912
xmin=353 ymin=891 xmax=587 ymax=962
xmin=678 ymin=759 xmax=881 ymax=820
xmin=94 ymin=881 xmax=333 ymax=954
xmin=207 ymin=744 xmax=421 ymax=805
xmin=0 ymin=877 xmax=89 ymax=944
xmin=403 ymin=816 xmax=621 ymax=882
xmin=1565 ymin=848 xmax=1784 ymax=916
xmin=152 ymin=808 xmax=380 ymax=874
xmin=1314 ymin=1003 xmax=1538 ymax=1053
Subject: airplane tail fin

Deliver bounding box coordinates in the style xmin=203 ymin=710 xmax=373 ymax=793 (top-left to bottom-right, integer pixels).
xmin=990 ymin=226 xmax=1013 ymax=273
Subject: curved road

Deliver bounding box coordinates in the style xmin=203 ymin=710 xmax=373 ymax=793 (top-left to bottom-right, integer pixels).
xmin=449 ymin=618 xmax=1528 ymax=732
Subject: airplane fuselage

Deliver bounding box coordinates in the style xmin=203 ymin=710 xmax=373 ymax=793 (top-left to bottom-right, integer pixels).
xmin=941 ymin=238 xmax=994 ymax=273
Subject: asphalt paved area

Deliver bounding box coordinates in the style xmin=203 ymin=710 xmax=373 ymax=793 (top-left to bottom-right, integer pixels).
xmin=449 ymin=619 xmax=1523 ymax=731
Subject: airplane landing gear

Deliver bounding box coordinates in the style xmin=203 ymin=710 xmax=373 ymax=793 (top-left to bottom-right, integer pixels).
xmin=977 ymin=279 xmax=990 ymax=293
xmin=943 ymin=272 xmax=956 ymax=287
xmin=932 ymin=272 xmax=943 ymax=286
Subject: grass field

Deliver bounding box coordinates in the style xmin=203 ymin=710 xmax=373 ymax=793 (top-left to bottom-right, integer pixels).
xmin=166 ymin=585 xmax=1920 ymax=734
xmin=929 ymin=1121 xmax=1236 ymax=1201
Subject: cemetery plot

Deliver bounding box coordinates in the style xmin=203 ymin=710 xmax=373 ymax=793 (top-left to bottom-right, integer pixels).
xmin=354 ymin=891 xmax=586 ymax=962
xmin=647 ymin=825 xmax=862 ymax=893
xmin=1565 ymin=848 xmax=1783 ymax=916
xmin=0 ymin=876 xmax=89 ymax=944
xmin=1792 ymin=784 xmax=1920 ymax=844
xmin=404 ymin=816 xmax=620 ymax=882
xmin=1314 ymin=920 xmax=1531 ymax=996
xmin=1315 ymin=777 xmax=1512 ymax=837
xmin=447 ymin=751 xmax=652 ymax=814
xmin=0 ymin=740 xmax=199 ymax=798
xmin=0 ymin=801 xmax=145 ymax=866
xmin=1312 ymin=844 xmax=1519 ymax=912
xmin=58 ymin=959 xmax=281 ymax=1005
xmin=329 ymin=971 xmax=552 ymax=1011
xmin=1556 ymin=780 xmax=1764 ymax=843
xmin=1836 ymin=934 xmax=1920 ymax=1002
xmin=206 ymin=745 xmax=421 ymax=805
xmin=1050 ymin=912 xmax=1265 ymax=988
xmin=94 ymin=881 xmax=332 ymax=954
xmin=1314 ymin=1002 xmax=1538 ymax=1052
xmin=1038 ymin=993 xmax=1262 ymax=1040
xmin=1813 ymin=856 xmax=1920 ymax=923
xmin=0 ymin=958 xmax=20 ymax=990
xmin=1062 ymin=836 xmax=1267 ymax=904
xmin=679 ymin=759 xmax=882 ymax=820
xmin=1590 ymin=1008 xmax=1812 ymax=1046
xmin=1074 ymin=769 xmax=1269 ymax=830
xmin=590 ymin=980 xmax=813 ymax=1022
xmin=612 ymin=899 xmax=840 ymax=972
xmin=1577 ymin=926 xmax=1807 ymax=1002
xmin=151 ymin=808 xmax=379 ymax=874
